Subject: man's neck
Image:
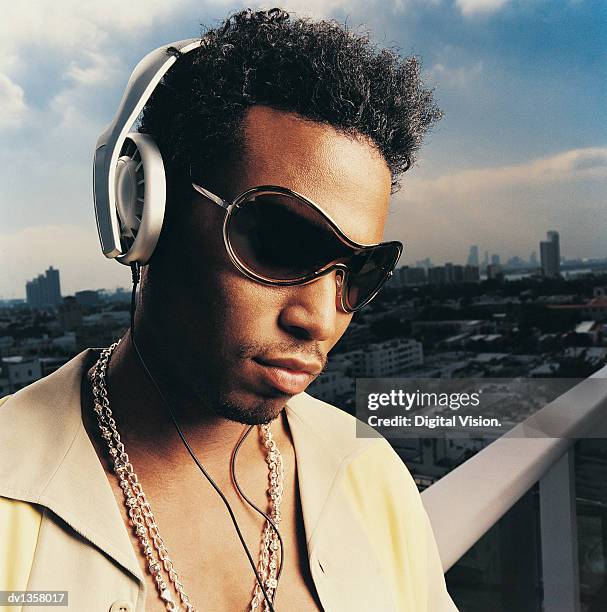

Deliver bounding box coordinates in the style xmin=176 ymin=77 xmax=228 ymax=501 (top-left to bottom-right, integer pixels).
xmin=81 ymin=333 xmax=292 ymax=483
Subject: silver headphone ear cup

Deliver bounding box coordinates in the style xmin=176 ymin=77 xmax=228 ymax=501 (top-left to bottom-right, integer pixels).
xmin=114 ymin=132 xmax=166 ymax=266
xmin=93 ymin=39 xmax=199 ymax=262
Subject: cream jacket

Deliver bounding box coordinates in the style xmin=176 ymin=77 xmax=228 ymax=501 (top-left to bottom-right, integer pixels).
xmin=0 ymin=349 xmax=458 ymax=611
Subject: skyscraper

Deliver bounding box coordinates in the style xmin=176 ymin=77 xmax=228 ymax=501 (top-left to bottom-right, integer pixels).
xmin=540 ymin=231 xmax=560 ymax=278
xmin=547 ymin=231 xmax=560 ymax=261
xmin=25 ymin=266 xmax=62 ymax=309
xmin=467 ymin=245 xmax=479 ymax=267
xmin=529 ymin=251 xmax=538 ymax=267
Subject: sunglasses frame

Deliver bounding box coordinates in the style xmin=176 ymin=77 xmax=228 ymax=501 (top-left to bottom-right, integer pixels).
xmin=191 ymin=182 xmax=403 ymax=313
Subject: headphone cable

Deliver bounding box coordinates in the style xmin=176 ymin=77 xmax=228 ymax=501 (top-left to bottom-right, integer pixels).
xmin=231 ymin=425 xmax=285 ymax=585
xmin=127 ymin=262 xmax=281 ymax=611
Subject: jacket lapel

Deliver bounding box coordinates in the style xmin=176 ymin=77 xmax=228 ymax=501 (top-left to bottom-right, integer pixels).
xmin=285 ymin=394 xmax=398 ymax=611
xmin=0 ymin=349 xmax=145 ymax=585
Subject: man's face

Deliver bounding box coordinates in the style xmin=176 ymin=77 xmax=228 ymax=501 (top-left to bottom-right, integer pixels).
xmin=142 ymin=106 xmax=392 ymax=424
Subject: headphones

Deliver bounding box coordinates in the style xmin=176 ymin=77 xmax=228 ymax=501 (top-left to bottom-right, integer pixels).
xmin=93 ymin=38 xmax=201 ymax=266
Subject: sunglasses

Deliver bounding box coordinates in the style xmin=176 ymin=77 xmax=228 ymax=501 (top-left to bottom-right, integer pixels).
xmin=191 ymin=182 xmax=403 ymax=313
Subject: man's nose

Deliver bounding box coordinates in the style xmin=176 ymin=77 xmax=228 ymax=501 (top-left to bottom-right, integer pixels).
xmin=278 ymin=270 xmax=345 ymax=341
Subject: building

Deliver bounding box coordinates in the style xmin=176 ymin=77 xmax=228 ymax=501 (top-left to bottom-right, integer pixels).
xmin=0 ymin=363 xmax=8 ymax=398
xmin=58 ymin=296 xmax=84 ymax=332
xmin=490 ymin=254 xmax=500 ymax=266
xmin=529 ymin=251 xmax=538 ymax=267
xmin=540 ymin=231 xmax=560 ymax=278
xmin=572 ymin=321 xmax=602 ymax=345
xmin=25 ymin=266 xmax=62 ymax=309
xmin=333 ymin=320 xmax=373 ymax=353
xmin=389 ymin=266 xmax=410 ymax=288
xmin=389 ymin=266 xmax=428 ymax=288
xmin=463 ymin=265 xmax=481 ymax=283
xmin=75 ymin=290 xmax=100 ymax=307
xmin=74 ymin=311 xmax=130 ymax=351
xmin=467 ymin=245 xmax=480 ymax=267
xmin=549 ymin=297 xmax=607 ymax=322
xmin=547 ymin=230 xmax=560 ymax=252
xmin=0 ymin=336 xmax=14 ymax=356
xmin=505 ymin=256 xmax=525 ymax=269
xmin=0 ymin=356 xmax=42 ymax=393
xmin=404 ymin=267 xmax=427 ymax=285
xmin=486 ymin=264 xmax=504 ymax=281
xmin=428 ymin=266 xmax=447 ymax=285
xmin=415 ymin=319 xmax=488 ymax=334
xmin=306 ymin=360 xmax=355 ymax=404
xmin=333 ymin=338 xmax=423 ymax=378
xmin=444 ymin=263 xmax=464 ymax=284
xmin=101 ymin=287 xmax=130 ymax=304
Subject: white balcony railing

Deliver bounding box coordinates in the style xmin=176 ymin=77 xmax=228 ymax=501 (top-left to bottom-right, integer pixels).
xmin=421 ymin=365 xmax=607 ymax=612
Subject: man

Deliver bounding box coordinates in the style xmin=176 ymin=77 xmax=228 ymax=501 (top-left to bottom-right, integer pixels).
xmin=0 ymin=8 xmax=457 ymax=612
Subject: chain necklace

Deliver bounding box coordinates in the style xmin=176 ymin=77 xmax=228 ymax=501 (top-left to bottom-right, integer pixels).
xmin=91 ymin=341 xmax=284 ymax=612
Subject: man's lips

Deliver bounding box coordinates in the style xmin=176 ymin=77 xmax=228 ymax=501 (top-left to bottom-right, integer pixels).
xmin=253 ymin=356 xmax=322 ymax=395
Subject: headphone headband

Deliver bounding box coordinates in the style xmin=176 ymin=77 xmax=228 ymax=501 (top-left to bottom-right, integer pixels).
xmin=93 ymin=38 xmax=201 ymax=261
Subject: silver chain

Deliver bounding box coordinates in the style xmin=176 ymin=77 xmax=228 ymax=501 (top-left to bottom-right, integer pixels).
xmin=91 ymin=340 xmax=284 ymax=611
xmin=250 ymin=425 xmax=283 ymax=611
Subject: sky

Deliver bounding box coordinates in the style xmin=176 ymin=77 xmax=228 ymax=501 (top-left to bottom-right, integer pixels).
xmin=0 ymin=0 xmax=605 ymax=298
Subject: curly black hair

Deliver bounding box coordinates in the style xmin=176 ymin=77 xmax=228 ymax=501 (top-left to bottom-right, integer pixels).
xmin=139 ymin=7 xmax=442 ymax=194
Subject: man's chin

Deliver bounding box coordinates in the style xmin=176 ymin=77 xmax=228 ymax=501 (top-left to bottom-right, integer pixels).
xmin=213 ymin=396 xmax=288 ymax=425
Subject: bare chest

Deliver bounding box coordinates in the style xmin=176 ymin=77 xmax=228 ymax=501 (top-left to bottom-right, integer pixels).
xmin=105 ymin=464 xmax=323 ymax=612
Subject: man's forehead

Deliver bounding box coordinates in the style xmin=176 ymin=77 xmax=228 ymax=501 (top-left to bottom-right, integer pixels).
xmin=235 ymin=106 xmax=392 ymax=244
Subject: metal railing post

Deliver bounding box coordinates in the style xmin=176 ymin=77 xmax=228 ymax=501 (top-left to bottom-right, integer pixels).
xmin=539 ymin=448 xmax=580 ymax=612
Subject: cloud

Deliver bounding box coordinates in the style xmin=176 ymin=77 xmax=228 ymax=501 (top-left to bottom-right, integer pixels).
xmin=0 ymin=73 xmax=27 ymax=129
xmin=64 ymin=51 xmax=122 ymax=86
xmin=412 ymin=147 xmax=607 ymax=199
xmin=201 ymin=0 xmax=422 ymax=20
xmin=428 ymin=60 xmax=484 ymax=89
xmin=0 ymin=1 xmax=183 ymax=61
xmin=256 ymin=0 xmax=354 ymax=18
xmin=386 ymin=147 xmax=607 ymax=266
xmin=455 ymin=0 xmax=509 ymax=16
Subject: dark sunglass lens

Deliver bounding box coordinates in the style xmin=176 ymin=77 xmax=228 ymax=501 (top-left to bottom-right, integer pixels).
xmin=345 ymin=244 xmax=400 ymax=310
xmin=228 ymin=192 xmax=349 ymax=280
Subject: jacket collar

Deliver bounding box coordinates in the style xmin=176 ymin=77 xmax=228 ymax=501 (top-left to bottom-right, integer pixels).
xmin=0 ymin=349 xmax=145 ymax=583
xmin=0 ymin=348 xmax=375 ymax=588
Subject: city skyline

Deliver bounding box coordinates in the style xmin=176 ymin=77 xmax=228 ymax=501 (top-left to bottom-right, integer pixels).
xmin=0 ymin=1 xmax=605 ymax=298
xmin=9 ymin=232 xmax=607 ymax=302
